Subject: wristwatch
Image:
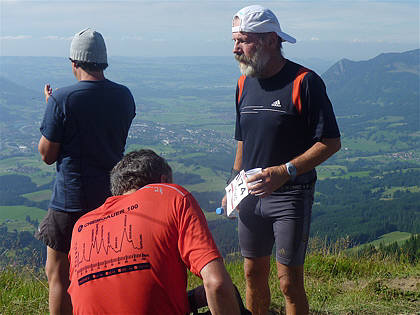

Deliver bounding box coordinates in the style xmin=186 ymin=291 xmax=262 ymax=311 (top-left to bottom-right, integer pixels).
xmin=285 ymin=162 xmax=297 ymax=181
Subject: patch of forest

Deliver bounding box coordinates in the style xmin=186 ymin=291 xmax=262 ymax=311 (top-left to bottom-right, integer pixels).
xmin=0 ymin=158 xmax=419 ymax=266
xmin=311 ymin=161 xmax=419 ymax=245
xmin=354 ymin=234 xmax=419 ymax=265
xmin=0 ymin=174 xmax=51 ymax=209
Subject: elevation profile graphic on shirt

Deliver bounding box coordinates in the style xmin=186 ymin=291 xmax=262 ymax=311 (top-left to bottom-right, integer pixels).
xmin=71 ymin=203 xmax=151 ymax=286
xmin=68 ymin=183 xmax=222 ymax=314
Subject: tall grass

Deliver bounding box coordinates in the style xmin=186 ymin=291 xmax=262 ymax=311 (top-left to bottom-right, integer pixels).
xmin=0 ymin=266 xmax=48 ymax=315
xmin=1 ymin=237 xmax=419 ymax=314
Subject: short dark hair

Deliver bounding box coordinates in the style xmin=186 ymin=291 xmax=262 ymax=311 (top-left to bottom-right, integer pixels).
xmin=69 ymin=58 xmax=108 ymax=71
xmin=110 ymin=149 xmax=172 ymax=196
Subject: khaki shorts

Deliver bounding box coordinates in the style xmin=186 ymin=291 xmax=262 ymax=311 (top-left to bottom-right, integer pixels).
xmin=35 ymin=208 xmax=88 ymax=254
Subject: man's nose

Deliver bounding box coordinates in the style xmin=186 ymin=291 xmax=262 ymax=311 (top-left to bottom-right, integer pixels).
xmin=233 ymin=41 xmax=241 ymax=54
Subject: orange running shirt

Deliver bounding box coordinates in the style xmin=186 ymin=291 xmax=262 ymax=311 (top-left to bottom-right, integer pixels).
xmin=68 ymin=183 xmax=221 ymax=315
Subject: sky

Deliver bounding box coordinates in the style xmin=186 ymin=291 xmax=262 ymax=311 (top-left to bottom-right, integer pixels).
xmin=0 ymin=0 xmax=419 ymax=63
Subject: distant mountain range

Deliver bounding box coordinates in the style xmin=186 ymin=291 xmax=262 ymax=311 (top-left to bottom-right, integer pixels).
xmin=323 ymin=49 xmax=419 ymax=132
xmin=0 ymin=77 xmax=40 ymax=123
xmin=317 ymin=48 xmax=419 ymax=157
xmin=1 ymin=49 xmax=418 ymax=153
xmin=0 ymin=51 xmax=419 ymax=259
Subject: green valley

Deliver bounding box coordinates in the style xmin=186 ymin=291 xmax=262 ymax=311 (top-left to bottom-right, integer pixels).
xmin=0 ymin=50 xmax=419 ymax=266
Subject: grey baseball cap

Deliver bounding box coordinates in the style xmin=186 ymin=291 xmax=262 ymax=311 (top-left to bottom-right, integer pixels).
xmin=70 ymin=28 xmax=107 ymax=64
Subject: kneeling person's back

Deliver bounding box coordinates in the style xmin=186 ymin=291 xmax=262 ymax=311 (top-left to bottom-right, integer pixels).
xmin=68 ymin=149 xmax=240 ymax=315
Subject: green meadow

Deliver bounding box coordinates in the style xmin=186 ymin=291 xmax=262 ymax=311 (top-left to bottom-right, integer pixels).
xmin=2 ymin=238 xmax=418 ymax=315
xmin=0 ymin=156 xmax=55 ymax=187
xmin=0 ymin=206 xmax=46 ymax=232
xmin=350 ymin=232 xmax=414 ymax=250
xmin=22 ymin=190 xmax=51 ymax=203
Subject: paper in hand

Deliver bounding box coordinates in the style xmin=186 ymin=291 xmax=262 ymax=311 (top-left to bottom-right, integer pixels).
xmin=225 ymin=170 xmax=250 ymax=217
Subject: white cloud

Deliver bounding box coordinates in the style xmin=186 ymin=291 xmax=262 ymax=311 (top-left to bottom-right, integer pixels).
xmin=121 ymin=35 xmax=143 ymax=41
xmin=352 ymin=38 xmax=367 ymax=43
xmin=1 ymin=1 xmax=418 ymax=59
xmin=42 ymin=35 xmax=72 ymax=40
xmin=0 ymin=35 xmax=32 ymax=40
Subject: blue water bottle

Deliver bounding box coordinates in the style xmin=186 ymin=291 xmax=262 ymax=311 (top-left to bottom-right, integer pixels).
xmin=215 ymin=207 xmax=237 ymax=218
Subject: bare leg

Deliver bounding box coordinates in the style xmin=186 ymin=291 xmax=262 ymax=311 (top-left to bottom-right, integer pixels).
xmin=244 ymin=256 xmax=271 ymax=315
xmin=276 ymin=263 xmax=308 ymax=315
xmin=45 ymin=246 xmax=72 ymax=315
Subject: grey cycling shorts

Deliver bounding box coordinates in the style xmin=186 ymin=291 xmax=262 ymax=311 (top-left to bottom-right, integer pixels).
xmin=238 ymin=187 xmax=314 ymax=266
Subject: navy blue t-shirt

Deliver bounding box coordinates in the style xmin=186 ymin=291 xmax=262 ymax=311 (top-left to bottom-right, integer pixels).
xmin=40 ymin=79 xmax=136 ymax=212
xmin=235 ymin=60 xmax=340 ymax=185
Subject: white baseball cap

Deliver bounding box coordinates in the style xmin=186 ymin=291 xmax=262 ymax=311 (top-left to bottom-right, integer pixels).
xmin=232 ymin=5 xmax=296 ymax=44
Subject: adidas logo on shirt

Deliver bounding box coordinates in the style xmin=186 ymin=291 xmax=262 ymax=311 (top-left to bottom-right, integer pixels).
xmin=271 ymin=100 xmax=282 ymax=107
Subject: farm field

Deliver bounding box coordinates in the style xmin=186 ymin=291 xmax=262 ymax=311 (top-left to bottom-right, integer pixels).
xmin=0 ymin=52 xmax=419 ymax=268
xmin=0 ymin=206 xmax=46 ymax=232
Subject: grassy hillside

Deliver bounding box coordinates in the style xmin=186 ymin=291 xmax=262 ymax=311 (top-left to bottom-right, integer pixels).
xmin=0 ymin=156 xmax=55 ymax=187
xmin=1 ymin=52 xmax=419 ymax=255
xmin=0 ymin=206 xmax=46 ymax=232
xmin=358 ymin=231 xmax=412 ymax=247
xmin=22 ymin=190 xmax=51 ymax=203
xmin=1 ymin=241 xmax=418 ymax=315
xmin=0 ymin=206 xmax=46 ymax=222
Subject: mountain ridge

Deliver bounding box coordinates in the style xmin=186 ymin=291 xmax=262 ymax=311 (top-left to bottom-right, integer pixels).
xmin=0 ymin=49 xmax=418 ymax=261
xmin=322 ymin=49 xmax=419 ymax=135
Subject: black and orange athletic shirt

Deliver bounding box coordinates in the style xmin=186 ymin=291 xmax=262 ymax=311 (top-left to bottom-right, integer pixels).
xmin=234 ymin=60 xmax=340 ymax=185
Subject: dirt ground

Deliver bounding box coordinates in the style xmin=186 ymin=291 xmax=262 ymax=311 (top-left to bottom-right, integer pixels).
xmin=387 ymin=276 xmax=420 ymax=292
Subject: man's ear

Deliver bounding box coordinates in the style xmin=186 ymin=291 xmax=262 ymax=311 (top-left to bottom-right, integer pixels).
xmin=268 ymin=32 xmax=278 ymax=49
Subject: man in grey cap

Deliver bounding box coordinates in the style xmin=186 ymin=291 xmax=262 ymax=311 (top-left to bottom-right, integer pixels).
xmin=36 ymin=28 xmax=136 ymax=315
xmin=224 ymin=5 xmax=341 ymax=315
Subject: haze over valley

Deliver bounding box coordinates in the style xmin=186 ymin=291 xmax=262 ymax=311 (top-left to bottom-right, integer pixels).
xmin=0 ymin=49 xmax=419 ymax=264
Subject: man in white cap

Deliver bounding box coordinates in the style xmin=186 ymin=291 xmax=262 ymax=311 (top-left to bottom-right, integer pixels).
xmin=36 ymin=28 xmax=136 ymax=314
xmin=225 ymin=5 xmax=341 ymax=315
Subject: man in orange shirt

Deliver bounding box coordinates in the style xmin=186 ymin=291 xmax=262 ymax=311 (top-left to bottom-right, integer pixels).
xmin=68 ymin=149 xmax=240 ymax=315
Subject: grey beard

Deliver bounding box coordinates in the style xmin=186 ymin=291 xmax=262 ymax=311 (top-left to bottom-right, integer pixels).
xmin=234 ymin=48 xmax=269 ymax=78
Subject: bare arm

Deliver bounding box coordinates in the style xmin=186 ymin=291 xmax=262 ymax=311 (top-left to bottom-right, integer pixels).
xmin=232 ymin=141 xmax=243 ymax=171
xmin=38 ymin=135 xmax=60 ymax=165
xmin=248 ymin=137 xmax=341 ymax=197
xmin=200 ymin=258 xmax=240 ymax=315
xmin=290 ymin=137 xmax=341 ymax=174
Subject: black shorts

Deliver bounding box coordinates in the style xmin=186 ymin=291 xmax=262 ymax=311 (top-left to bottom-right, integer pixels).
xmin=35 ymin=208 xmax=88 ymax=254
xmin=238 ymin=187 xmax=314 ymax=266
